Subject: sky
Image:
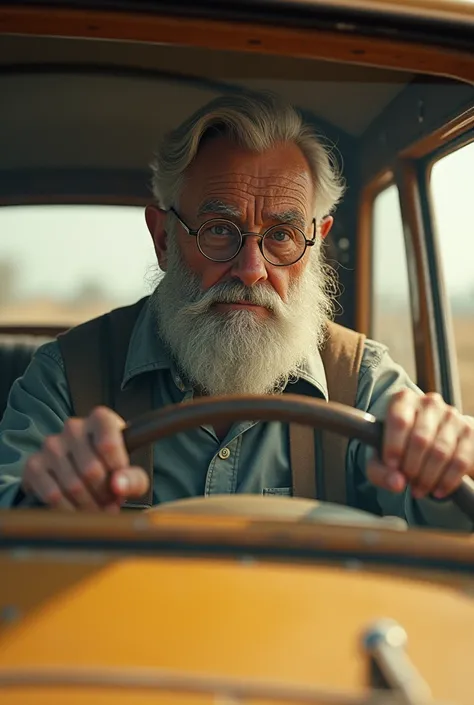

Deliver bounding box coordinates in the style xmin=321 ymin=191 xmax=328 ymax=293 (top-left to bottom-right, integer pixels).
xmin=432 ymin=142 xmax=474 ymax=297
xmin=374 ymin=141 xmax=474 ymax=303
xmin=0 ymin=140 xmax=472 ymax=308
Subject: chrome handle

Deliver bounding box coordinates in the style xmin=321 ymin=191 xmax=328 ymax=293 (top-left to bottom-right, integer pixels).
xmin=362 ymin=619 xmax=433 ymax=705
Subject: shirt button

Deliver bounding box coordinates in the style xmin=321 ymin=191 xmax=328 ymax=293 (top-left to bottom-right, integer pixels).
xmin=174 ymin=375 xmax=185 ymax=392
xmin=218 ymin=447 xmax=231 ymax=460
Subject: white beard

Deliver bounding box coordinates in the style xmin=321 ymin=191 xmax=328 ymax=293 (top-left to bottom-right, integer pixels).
xmin=150 ymin=236 xmax=334 ymax=397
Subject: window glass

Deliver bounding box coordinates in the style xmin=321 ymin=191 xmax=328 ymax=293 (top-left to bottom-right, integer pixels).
xmin=371 ymin=184 xmax=416 ymax=381
xmin=431 ymin=141 xmax=474 ymax=415
xmin=0 ymin=205 xmax=157 ymax=326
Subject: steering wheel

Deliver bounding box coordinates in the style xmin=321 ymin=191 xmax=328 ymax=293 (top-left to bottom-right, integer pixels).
xmin=122 ymin=394 xmax=474 ymax=523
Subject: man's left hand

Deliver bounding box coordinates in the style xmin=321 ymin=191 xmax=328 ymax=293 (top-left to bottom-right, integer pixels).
xmin=366 ymin=389 xmax=474 ymax=499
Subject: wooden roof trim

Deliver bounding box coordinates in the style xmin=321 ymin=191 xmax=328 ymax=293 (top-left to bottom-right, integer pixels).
xmin=1 ymin=6 xmax=474 ymax=82
xmin=359 ymin=80 xmax=474 ymax=184
xmin=401 ymin=106 xmax=474 ymax=159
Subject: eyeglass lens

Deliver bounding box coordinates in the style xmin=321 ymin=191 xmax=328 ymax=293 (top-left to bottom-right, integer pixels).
xmin=198 ymin=220 xmax=307 ymax=265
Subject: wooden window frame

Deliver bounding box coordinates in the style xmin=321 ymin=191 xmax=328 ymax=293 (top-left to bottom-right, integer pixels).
xmin=355 ymin=168 xmax=393 ymax=336
xmin=420 ymin=132 xmax=474 ymax=409
xmin=358 ymin=120 xmax=474 ymax=404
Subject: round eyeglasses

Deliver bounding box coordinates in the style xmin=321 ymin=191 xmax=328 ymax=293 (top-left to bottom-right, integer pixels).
xmin=169 ymin=207 xmax=316 ymax=266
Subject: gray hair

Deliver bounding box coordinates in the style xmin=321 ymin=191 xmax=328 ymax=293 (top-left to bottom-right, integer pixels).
xmin=150 ymin=91 xmax=345 ymax=223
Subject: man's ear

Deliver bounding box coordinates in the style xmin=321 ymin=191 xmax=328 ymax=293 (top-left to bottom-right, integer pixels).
xmin=145 ymin=205 xmax=169 ymax=271
xmin=318 ymin=216 xmax=334 ymax=240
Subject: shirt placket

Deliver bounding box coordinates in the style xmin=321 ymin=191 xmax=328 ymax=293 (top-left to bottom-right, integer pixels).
xmin=204 ymin=422 xmax=254 ymax=495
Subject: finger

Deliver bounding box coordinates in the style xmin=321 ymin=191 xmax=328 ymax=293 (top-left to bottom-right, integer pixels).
xmin=110 ymin=466 xmax=150 ymax=499
xmin=400 ymin=394 xmax=446 ymax=483
xmin=433 ymin=425 xmax=474 ymax=499
xmin=410 ymin=407 xmax=460 ymax=498
xmin=103 ymin=501 xmax=122 ymax=514
xmin=42 ymin=435 xmax=99 ymax=510
xmin=63 ymin=418 xmax=116 ymax=506
xmin=52 ymin=458 xmax=100 ymax=510
xmin=44 ymin=470 xmax=76 ymax=511
xmin=23 ymin=457 xmax=74 ymax=510
xmin=86 ymin=407 xmax=129 ymax=473
xmin=383 ymin=389 xmax=421 ymax=471
xmin=366 ymin=458 xmax=407 ymax=494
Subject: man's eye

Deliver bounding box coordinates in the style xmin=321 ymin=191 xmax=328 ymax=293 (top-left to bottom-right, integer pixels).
xmin=270 ymin=229 xmax=291 ymax=242
xmin=210 ymin=225 xmax=233 ymax=237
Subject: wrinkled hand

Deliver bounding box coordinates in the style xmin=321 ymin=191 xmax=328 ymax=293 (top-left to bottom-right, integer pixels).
xmin=22 ymin=407 xmax=150 ymax=511
xmin=367 ymin=389 xmax=474 ymax=499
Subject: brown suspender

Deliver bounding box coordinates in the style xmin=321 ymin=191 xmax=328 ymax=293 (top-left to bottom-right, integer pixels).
xmin=321 ymin=321 xmax=366 ymax=503
xmin=59 ymin=301 xmax=365 ymax=509
xmin=290 ymin=321 xmax=366 ymax=504
xmin=290 ymin=423 xmax=317 ymax=499
xmin=57 ymin=298 xmax=154 ymax=508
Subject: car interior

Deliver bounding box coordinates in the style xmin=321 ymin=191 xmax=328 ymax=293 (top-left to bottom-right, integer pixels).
xmin=1 ymin=28 xmax=473 ymax=421
xmin=1 ymin=5 xmax=474 ymax=704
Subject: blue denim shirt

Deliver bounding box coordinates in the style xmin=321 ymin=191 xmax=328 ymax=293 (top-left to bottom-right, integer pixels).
xmin=0 ymin=299 xmax=471 ymax=531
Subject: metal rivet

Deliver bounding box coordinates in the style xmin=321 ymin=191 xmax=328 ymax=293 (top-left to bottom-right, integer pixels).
xmin=240 ymin=555 xmax=257 ymax=566
xmin=362 ymin=530 xmax=380 ymax=545
xmin=418 ymin=99 xmax=425 ymax=124
xmin=133 ymin=517 xmax=149 ymax=531
xmin=218 ymin=447 xmax=231 ymax=460
xmin=338 ymin=237 xmax=350 ymax=251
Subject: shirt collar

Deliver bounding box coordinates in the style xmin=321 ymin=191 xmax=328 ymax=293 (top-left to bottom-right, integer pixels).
xmin=121 ymin=298 xmax=177 ymax=390
xmin=121 ymin=297 xmax=328 ymax=400
xmin=288 ymin=349 xmax=328 ymax=401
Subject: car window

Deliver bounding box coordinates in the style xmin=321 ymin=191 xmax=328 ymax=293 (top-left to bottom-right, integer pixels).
xmin=0 ymin=205 xmax=156 ymax=326
xmin=371 ymin=184 xmax=417 ymax=382
xmin=431 ymin=141 xmax=474 ymax=415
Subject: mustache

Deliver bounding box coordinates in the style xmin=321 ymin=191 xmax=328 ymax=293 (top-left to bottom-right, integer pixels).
xmin=184 ymin=279 xmax=284 ymax=316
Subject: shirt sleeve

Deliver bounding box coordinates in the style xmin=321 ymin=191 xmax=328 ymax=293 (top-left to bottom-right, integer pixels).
xmin=348 ymin=339 xmax=473 ymax=532
xmin=0 ymin=341 xmax=73 ymax=508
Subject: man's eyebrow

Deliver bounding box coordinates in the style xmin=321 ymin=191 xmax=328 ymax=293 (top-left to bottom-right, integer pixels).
xmin=198 ymin=201 xmax=307 ymax=229
xmin=267 ymin=209 xmax=307 ymax=229
xmin=197 ymin=199 xmax=242 ymax=219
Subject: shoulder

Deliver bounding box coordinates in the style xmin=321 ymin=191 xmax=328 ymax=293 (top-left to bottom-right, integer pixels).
xmin=58 ymin=296 xmax=150 ymax=345
xmin=34 ymin=339 xmax=65 ymax=370
xmin=359 ymin=337 xmax=389 ymax=373
xmin=323 ymin=321 xmax=388 ymax=378
xmin=3 ymin=338 xmax=73 ymax=422
xmin=356 ymin=337 xmax=420 ymax=414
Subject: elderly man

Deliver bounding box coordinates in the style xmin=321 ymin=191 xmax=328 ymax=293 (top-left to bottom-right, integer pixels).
xmin=0 ymin=92 xmax=472 ymax=530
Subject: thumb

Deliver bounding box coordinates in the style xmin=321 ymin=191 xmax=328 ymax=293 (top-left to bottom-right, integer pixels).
xmin=366 ymin=458 xmax=407 ymax=494
xmin=110 ymin=466 xmax=150 ymax=499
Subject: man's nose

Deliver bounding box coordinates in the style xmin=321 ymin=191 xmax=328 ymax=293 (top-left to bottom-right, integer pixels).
xmin=230 ymin=235 xmax=268 ymax=287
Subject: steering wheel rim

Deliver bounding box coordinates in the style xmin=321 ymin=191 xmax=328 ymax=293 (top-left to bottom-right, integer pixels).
xmin=122 ymin=393 xmax=474 ymax=522
xmin=123 ymin=394 xmax=383 ymax=452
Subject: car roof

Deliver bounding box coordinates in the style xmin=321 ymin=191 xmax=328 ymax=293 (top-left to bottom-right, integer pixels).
xmin=1 ymin=1 xmax=473 ymax=205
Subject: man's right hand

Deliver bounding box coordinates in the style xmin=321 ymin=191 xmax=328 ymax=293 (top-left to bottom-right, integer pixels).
xmin=22 ymin=407 xmax=150 ymax=511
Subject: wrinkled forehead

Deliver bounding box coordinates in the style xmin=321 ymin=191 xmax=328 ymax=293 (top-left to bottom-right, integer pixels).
xmin=182 ymin=136 xmax=315 ymax=221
